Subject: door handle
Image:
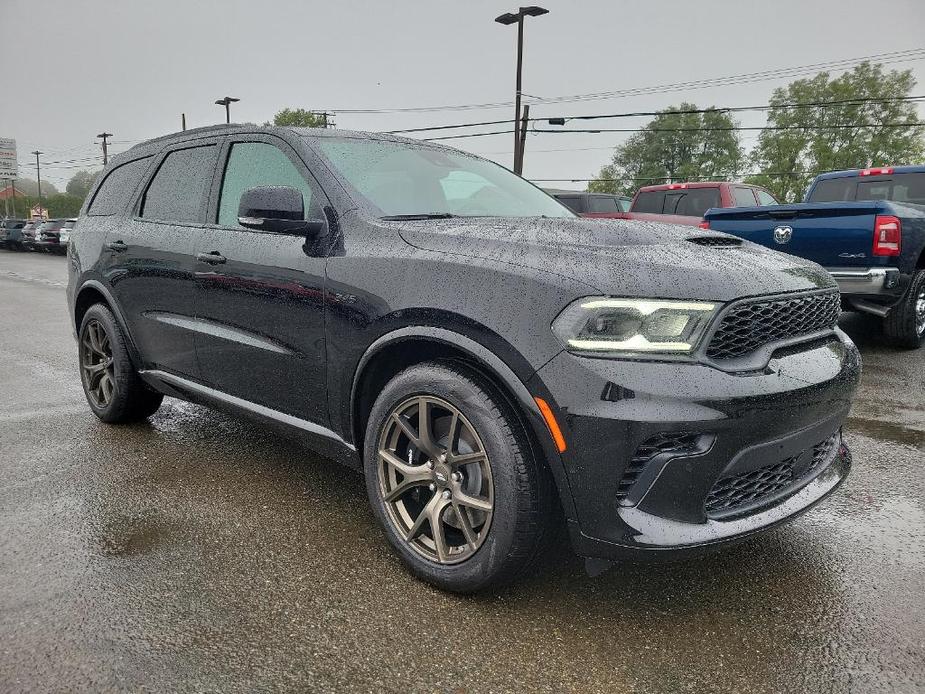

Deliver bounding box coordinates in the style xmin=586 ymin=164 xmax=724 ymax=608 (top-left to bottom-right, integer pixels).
xmin=106 ymin=240 xmax=127 ymax=252
xmin=196 ymin=251 xmax=227 ymax=265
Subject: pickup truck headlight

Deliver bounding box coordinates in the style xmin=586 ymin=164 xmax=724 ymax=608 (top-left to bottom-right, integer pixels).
xmin=552 ymin=297 xmax=718 ymax=355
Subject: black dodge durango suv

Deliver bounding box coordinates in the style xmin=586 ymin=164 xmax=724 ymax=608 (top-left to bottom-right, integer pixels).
xmin=67 ymin=125 xmax=860 ymax=591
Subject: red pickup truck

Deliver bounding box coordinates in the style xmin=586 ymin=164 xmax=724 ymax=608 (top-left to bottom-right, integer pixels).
xmin=622 ymin=181 xmax=779 ymax=226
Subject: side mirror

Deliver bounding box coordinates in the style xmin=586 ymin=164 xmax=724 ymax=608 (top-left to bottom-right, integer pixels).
xmin=237 ymin=186 xmax=324 ymax=236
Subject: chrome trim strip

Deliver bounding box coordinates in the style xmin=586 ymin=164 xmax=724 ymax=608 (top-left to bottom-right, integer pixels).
xmin=143 ymin=311 xmax=295 ymax=355
xmin=141 ymin=369 xmax=354 ymax=450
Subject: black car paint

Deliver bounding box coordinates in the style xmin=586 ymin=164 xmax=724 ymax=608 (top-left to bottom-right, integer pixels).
xmin=67 ymin=125 xmax=861 ymax=561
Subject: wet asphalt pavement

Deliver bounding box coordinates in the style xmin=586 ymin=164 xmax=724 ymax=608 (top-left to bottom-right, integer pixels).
xmin=0 ymin=251 xmax=923 ymax=694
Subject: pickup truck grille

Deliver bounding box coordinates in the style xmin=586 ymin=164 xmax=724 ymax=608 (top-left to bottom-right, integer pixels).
xmin=706 ymin=289 xmax=840 ymax=360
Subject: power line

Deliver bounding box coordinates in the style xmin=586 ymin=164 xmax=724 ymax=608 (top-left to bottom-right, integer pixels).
xmin=386 ymin=94 xmax=925 ymax=135
xmin=425 ymin=121 xmax=925 ymax=142
xmin=329 ymin=48 xmax=925 ymax=114
xmin=532 ymin=171 xmax=826 ymax=183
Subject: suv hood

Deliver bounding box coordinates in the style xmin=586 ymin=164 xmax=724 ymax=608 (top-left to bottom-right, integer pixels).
xmin=398 ymin=217 xmax=834 ymax=302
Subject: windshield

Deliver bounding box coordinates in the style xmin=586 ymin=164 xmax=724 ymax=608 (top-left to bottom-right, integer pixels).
xmin=314 ymin=137 xmax=574 ymax=219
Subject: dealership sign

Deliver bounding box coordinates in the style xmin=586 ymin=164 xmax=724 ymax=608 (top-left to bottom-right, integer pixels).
xmin=0 ymin=138 xmax=17 ymax=181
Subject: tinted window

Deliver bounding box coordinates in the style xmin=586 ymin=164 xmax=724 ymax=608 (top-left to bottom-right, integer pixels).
xmin=87 ymin=157 xmax=152 ymax=216
xmin=663 ymin=188 xmax=721 ymax=217
xmin=856 ymin=174 xmax=925 ymax=204
xmin=618 ymin=197 xmax=632 ymax=212
xmin=555 ymin=195 xmax=583 ymax=213
xmin=315 ymin=137 xmax=572 ymax=218
xmin=807 ymin=178 xmax=854 ymax=202
xmin=632 ymin=191 xmax=664 ymax=213
xmin=733 ymin=187 xmax=758 ymax=207
xmin=218 ymin=142 xmax=316 ymax=227
xmin=588 ymin=196 xmax=621 ymax=213
xmin=756 ymin=190 xmax=779 ymax=205
xmin=141 ymin=146 xmax=217 ymax=223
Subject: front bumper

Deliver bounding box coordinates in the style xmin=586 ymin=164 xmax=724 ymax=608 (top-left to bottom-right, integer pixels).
xmin=531 ymin=330 xmax=861 ymax=560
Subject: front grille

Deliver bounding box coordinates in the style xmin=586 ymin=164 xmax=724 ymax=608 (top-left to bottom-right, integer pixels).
xmin=705 ymin=431 xmax=841 ymax=517
xmin=687 ymin=236 xmax=742 ymax=247
xmin=706 ymin=290 xmax=840 ymax=360
xmin=617 ymin=432 xmax=702 ymax=502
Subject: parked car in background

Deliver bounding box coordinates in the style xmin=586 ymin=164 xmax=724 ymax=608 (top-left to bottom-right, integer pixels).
xmin=0 ymin=219 xmax=27 ymax=250
xmin=623 ymin=182 xmax=779 ymax=227
xmin=33 ymin=219 xmax=69 ymax=254
xmin=59 ymin=218 xmax=77 ymax=248
xmin=67 ymin=124 xmax=859 ymax=592
xmin=549 ymin=191 xmax=631 ymax=217
xmin=20 ymin=221 xmax=40 ymax=249
xmin=704 ymin=165 xmax=925 ymax=348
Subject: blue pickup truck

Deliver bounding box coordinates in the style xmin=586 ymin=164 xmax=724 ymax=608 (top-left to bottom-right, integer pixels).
xmin=704 ymin=166 xmax=925 ymax=348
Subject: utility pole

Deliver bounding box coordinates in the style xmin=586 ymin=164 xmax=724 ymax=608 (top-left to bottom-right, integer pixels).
xmin=518 ymin=104 xmax=530 ymax=173
xmin=215 ymin=96 xmax=240 ymax=124
xmin=31 ymin=151 xmax=43 ymax=217
xmin=97 ymin=132 xmax=113 ymax=166
xmin=182 ymin=113 xmax=187 ymax=131
xmin=495 ymin=6 xmax=548 ymax=175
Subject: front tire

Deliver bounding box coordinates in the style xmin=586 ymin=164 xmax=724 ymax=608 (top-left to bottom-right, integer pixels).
xmin=883 ymin=269 xmax=925 ymax=349
xmin=363 ymin=361 xmax=552 ymax=592
xmin=78 ymin=304 xmax=164 ymax=423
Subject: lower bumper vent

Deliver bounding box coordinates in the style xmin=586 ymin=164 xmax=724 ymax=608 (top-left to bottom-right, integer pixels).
xmin=617 ymin=432 xmax=703 ymax=503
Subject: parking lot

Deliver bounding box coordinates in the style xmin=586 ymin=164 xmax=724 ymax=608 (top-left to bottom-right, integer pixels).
xmin=0 ymin=250 xmax=923 ymax=693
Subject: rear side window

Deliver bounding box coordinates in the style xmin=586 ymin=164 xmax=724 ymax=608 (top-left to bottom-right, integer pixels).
xmin=141 ymin=145 xmax=218 ymax=223
xmin=555 ymin=196 xmax=583 ymax=213
xmin=733 ymin=187 xmax=758 ymax=207
xmin=632 ymin=191 xmax=664 ymax=213
xmin=87 ymin=157 xmax=152 ymax=216
xmin=756 ymin=190 xmax=778 ymax=205
xmin=218 ymin=142 xmax=316 ymax=227
xmin=588 ymin=196 xmax=621 ymax=213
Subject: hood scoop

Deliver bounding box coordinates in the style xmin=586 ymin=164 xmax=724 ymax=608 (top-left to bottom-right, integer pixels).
xmin=686 ymin=236 xmax=743 ymax=248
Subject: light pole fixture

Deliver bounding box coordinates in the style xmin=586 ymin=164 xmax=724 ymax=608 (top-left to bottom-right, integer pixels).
xmin=215 ymin=96 xmax=240 ymax=124
xmin=31 ymin=151 xmax=43 ymax=213
xmin=495 ymin=5 xmax=548 ymax=175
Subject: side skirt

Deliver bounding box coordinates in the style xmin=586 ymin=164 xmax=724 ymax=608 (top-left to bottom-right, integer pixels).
xmin=138 ymin=369 xmax=360 ymax=469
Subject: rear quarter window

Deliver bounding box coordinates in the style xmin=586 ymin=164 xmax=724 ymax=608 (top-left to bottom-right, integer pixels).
xmin=87 ymin=157 xmax=152 ymax=216
xmin=588 ymin=196 xmax=621 ymax=213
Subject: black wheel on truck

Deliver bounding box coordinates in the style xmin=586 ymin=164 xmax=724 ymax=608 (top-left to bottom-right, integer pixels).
xmin=883 ymin=268 xmax=925 ymax=349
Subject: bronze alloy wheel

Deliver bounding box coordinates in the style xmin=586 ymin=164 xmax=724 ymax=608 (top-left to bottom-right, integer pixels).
xmin=80 ymin=319 xmax=116 ymax=408
xmin=377 ymin=395 xmax=494 ymax=564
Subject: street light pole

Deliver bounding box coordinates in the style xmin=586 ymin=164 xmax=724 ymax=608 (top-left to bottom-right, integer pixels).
xmin=97 ymin=132 xmax=113 ymax=166
xmin=215 ymin=96 xmax=240 ymax=124
xmin=31 ymin=151 xmax=43 ymax=216
xmin=495 ymin=6 xmax=548 ymax=175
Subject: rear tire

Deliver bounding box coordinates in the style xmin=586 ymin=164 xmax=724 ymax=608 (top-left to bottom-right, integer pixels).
xmin=78 ymin=303 xmax=163 ymax=423
xmin=883 ymin=269 xmax=925 ymax=349
xmin=363 ymin=361 xmax=553 ymax=592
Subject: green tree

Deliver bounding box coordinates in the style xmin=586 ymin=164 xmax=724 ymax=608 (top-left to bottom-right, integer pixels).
xmin=15 ymin=194 xmax=83 ymax=218
xmin=268 ymin=108 xmax=331 ymax=128
xmin=588 ymin=104 xmax=744 ymax=196
xmin=12 ymin=177 xmax=60 ymax=197
xmin=65 ymin=170 xmax=100 ymax=200
xmin=747 ymin=62 xmax=925 ymax=201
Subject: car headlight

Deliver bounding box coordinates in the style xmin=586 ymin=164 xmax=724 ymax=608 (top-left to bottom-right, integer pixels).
xmin=552 ymin=297 xmax=719 ymax=355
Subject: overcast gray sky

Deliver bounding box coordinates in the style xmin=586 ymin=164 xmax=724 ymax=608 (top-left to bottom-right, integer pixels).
xmin=3 ymin=0 xmax=924 ymax=190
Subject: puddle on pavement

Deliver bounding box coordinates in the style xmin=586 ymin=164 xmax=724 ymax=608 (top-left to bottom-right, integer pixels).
xmin=97 ymin=511 xmax=169 ymax=557
xmin=846 ymin=416 xmax=925 ymax=451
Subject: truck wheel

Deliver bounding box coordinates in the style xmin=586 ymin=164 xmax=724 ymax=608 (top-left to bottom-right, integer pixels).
xmin=883 ymin=269 xmax=925 ymax=349
xmin=363 ymin=361 xmax=553 ymax=593
xmin=78 ymin=303 xmax=164 ymax=422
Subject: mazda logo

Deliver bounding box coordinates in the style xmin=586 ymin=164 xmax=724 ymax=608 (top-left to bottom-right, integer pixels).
xmin=773 ymin=225 xmax=793 ymax=244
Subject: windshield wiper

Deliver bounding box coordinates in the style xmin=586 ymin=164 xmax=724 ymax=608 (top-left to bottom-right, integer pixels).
xmin=381 ymin=213 xmax=456 ymax=221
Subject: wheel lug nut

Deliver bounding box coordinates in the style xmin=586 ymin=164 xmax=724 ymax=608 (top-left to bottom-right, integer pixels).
xmin=451 ymin=472 xmax=462 ymax=482
xmin=441 ymin=490 xmax=451 ymax=500
xmin=428 ymin=483 xmax=436 ymax=492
